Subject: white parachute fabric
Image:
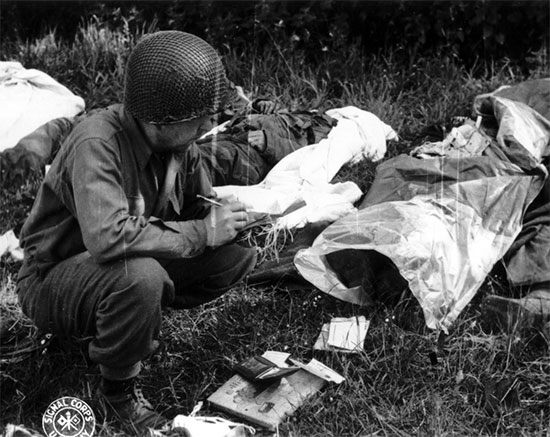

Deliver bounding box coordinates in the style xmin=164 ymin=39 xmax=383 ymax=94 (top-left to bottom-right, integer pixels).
xmin=214 ymin=106 xmax=397 ymax=229
xmin=0 ymin=62 xmax=85 ymax=152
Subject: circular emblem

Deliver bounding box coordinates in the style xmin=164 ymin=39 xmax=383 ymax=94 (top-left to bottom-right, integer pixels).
xmin=42 ymin=396 xmax=96 ymax=437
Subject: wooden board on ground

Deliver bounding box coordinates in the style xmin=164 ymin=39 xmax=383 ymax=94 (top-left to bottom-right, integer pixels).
xmin=207 ymin=370 xmax=327 ymax=430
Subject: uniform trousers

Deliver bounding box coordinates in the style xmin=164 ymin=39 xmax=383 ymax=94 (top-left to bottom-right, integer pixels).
xmin=17 ymin=244 xmax=257 ymax=380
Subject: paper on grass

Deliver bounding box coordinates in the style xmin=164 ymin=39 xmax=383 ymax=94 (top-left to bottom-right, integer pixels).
xmin=328 ymin=316 xmax=370 ymax=350
xmin=288 ymin=358 xmax=345 ymax=384
xmin=314 ymin=316 xmax=370 ymax=353
xmin=263 ymin=350 xmax=345 ymax=384
xmin=262 ymin=350 xmax=291 ymax=368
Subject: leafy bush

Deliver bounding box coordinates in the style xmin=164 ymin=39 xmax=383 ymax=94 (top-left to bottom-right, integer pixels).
xmin=2 ymin=0 xmax=548 ymax=72
xmin=2 ymin=19 xmax=139 ymax=109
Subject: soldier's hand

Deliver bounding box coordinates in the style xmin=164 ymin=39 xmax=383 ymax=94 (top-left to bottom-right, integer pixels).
xmin=203 ymin=200 xmax=249 ymax=247
xmin=252 ymin=99 xmax=277 ymax=114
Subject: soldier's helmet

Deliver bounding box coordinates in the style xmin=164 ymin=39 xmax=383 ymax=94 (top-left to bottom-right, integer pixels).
xmin=124 ymin=31 xmax=229 ymax=124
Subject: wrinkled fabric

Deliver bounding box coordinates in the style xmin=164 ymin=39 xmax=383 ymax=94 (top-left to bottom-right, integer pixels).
xmin=0 ymin=229 xmax=23 ymax=261
xmin=197 ymin=111 xmax=336 ymax=186
xmin=411 ymin=120 xmax=492 ymax=159
xmin=295 ymin=85 xmax=549 ymax=332
xmin=224 ymin=111 xmax=337 ymax=166
xmin=476 ymin=79 xmax=550 ymax=287
xmin=17 ymin=244 xmax=256 ymax=370
xmin=18 ymin=104 xmax=211 ymax=278
xmin=505 ymin=157 xmax=550 ymax=285
xmin=215 ymin=106 xmax=398 ymax=229
xmin=0 ymin=62 xmax=85 ymax=151
xmin=295 ymin=155 xmax=545 ymax=331
xmin=474 ymin=96 xmax=550 ymax=170
xmin=475 ymin=78 xmax=550 ymax=122
xmin=197 ymin=134 xmax=269 ymax=186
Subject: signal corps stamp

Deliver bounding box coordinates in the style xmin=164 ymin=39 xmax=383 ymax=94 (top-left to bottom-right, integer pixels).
xmin=42 ymin=396 xmax=96 ymax=437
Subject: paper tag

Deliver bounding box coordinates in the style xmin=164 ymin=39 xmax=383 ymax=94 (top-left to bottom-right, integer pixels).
xmin=315 ymin=316 xmax=370 ymax=353
xmin=327 ymin=316 xmax=369 ymax=351
xmin=289 ymin=358 xmax=345 ymax=384
xmin=262 ymin=351 xmax=291 ymax=368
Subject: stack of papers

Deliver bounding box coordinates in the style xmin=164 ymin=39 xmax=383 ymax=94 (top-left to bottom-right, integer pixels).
xmin=314 ymin=316 xmax=370 ymax=353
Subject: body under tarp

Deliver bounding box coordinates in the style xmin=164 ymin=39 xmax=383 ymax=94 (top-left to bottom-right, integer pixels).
xmin=295 ymin=79 xmax=550 ymax=332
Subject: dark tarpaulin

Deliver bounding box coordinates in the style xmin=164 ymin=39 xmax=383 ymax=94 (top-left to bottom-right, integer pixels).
xmin=295 ymin=79 xmax=550 ymax=331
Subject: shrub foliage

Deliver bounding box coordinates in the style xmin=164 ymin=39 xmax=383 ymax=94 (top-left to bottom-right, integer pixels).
xmin=2 ymin=0 xmax=549 ymax=71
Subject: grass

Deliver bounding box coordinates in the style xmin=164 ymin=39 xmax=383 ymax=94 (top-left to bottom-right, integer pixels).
xmin=1 ymin=19 xmax=550 ymax=437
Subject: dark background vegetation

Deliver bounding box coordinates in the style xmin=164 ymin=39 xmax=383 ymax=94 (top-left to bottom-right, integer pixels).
xmin=2 ymin=0 xmax=549 ymax=71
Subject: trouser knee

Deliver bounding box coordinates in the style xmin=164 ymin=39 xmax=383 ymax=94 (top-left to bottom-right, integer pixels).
xmin=17 ymin=255 xmax=174 ymax=370
xmin=90 ymin=257 xmax=175 ymax=367
xmin=111 ymin=257 xmax=175 ymax=310
xmin=167 ymin=244 xmax=257 ymax=308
